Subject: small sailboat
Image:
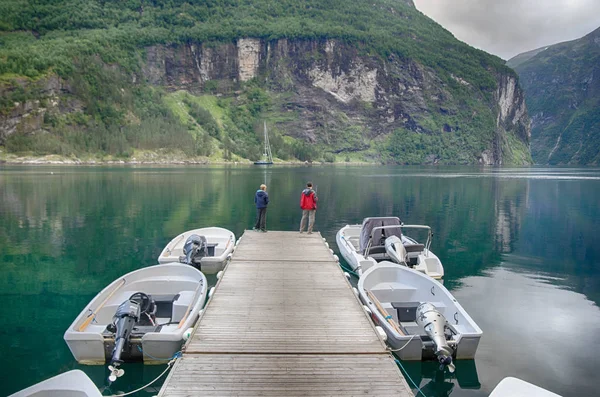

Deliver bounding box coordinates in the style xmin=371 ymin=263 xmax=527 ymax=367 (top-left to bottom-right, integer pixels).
xmin=254 ymin=121 xmax=273 ymax=165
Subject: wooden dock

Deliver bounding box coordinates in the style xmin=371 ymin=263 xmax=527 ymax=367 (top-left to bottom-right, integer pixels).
xmin=158 ymin=231 xmax=413 ymax=396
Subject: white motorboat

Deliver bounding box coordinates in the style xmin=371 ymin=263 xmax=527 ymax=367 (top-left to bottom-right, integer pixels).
xmin=357 ymin=262 xmax=481 ymax=368
xmin=489 ymin=377 xmax=561 ymax=397
xmin=158 ymin=227 xmax=235 ymax=274
xmin=64 ymin=264 xmax=207 ymax=376
xmin=8 ymin=370 xmax=102 ymax=397
xmin=336 ymin=216 xmax=444 ymax=278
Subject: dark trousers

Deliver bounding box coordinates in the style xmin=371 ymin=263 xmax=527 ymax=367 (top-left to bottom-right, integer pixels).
xmin=254 ymin=207 xmax=267 ymax=231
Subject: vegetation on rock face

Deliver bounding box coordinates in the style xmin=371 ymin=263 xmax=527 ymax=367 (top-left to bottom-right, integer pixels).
xmin=509 ymin=27 xmax=600 ymax=165
xmin=0 ymin=0 xmax=527 ymax=164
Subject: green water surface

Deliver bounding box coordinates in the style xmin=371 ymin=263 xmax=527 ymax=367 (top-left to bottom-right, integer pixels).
xmin=0 ymin=165 xmax=598 ymax=396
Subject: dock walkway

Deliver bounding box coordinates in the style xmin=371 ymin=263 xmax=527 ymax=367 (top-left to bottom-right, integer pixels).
xmin=159 ymin=231 xmax=413 ymax=396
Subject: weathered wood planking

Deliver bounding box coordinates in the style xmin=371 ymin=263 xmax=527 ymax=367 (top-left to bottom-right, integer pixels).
xmin=159 ymin=231 xmax=413 ymax=397
xmin=187 ymin=259 xmax=383 ymax=354
xmin=231 ymin=231 xmax=336 ymax=262
xmin=160 ymin=354 xmax=413 ymax=397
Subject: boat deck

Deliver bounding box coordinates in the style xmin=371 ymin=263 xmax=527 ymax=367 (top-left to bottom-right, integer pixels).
xmin=158 ymin=231 xmax=413 ymax=396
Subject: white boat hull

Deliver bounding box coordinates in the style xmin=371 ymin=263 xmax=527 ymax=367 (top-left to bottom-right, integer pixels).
xmin=8 ymin=370 xmax=102 ymax=397
xmin=158 ymin=227 xmax=235 ymax=274
xmin=336 ymin=223 xmax=444 ymax=279
xmin=358 ymin=263 xmax=481 ymax=361
xmin=64 ymin=264 xmax=207 ymax=365
xmin=489 ymin=377 xmax=561 ymax=397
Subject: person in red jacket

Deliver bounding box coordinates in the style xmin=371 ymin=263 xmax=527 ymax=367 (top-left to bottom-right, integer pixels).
xmin=299 ymin=182 xmax=318 ymax=234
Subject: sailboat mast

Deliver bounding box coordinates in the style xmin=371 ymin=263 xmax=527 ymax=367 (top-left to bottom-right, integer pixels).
xmin=266 ymin=125 xmax=273 ymax=162
xmin=263 ymin=121 xmax=273 ymax=163
xmin=263 ymin=121 xmax=268 ymax=160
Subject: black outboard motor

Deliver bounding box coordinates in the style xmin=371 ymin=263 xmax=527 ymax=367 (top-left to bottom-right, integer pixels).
xmin=107 ymin=292 xmax=153 ymax=383
xmin=180 ymin=234 xmax=208 ymax=267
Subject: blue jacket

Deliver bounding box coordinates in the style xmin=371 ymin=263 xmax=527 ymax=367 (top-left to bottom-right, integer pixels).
xmin=255 ymin=190 xmax=269 ymax=209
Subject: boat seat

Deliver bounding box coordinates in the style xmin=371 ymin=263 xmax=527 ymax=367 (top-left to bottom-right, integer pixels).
xmin=370 ymin=283 xmax=416 ymax=302
xmin=205 ymin=243 xmax=217 ymax=257
xmin=365 ymin=245 xmax=387 ymax=256
xmin=391 ymin=301 xmax=421 ymax=322
xmin=404 ymin=244 xmax=424 ymax=253
xmin=171 ymin=291 xmax=195 ymax=322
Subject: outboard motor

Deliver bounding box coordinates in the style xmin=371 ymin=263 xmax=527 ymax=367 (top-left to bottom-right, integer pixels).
xmin=416 ymin=302 xmax=455 ymax=373
xmin=180 ymin=234 xmax=208 ymax=267
xmin=385 ymin=235 xmax=407 ymax=266
xmin=106 ymin=292 xmax=153 ymax=383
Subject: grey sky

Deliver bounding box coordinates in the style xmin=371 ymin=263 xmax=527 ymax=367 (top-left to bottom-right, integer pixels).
xmin=413 ymin=0 xmax=600 ymax=60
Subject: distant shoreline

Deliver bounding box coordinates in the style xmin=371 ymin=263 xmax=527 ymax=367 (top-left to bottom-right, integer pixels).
xmin=0 ymin=153 xmax=371 ymax=166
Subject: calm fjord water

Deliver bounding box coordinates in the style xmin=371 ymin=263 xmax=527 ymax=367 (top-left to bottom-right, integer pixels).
xmin=0 ymin=165 xmax=599 ymax=397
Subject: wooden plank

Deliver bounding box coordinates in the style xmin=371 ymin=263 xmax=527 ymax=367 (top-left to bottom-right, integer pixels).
xmin=232 ymin=231 xmax=337 ymax=262
xmin=160 ymin=354 xmax=412 ymax=397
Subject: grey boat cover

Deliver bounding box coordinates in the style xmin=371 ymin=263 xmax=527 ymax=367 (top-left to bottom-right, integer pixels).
xmin=359 ymin=217 xmax=402 ymax=252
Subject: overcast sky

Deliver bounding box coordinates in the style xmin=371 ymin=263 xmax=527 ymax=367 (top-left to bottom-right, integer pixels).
xmin=413 ymin=0 xmax=600 ymax=60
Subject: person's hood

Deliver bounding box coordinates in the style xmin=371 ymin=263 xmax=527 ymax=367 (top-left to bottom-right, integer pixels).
xmin=303 ymin=188 xmax=314 ymax=196
xmin=256 ymin=190 xmax=267 ymax=196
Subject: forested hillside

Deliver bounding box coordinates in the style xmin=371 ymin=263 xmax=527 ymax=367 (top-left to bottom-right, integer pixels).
xmin=0 ymin=0 xmax=531 ymax=164
xmin=509 ymin=27 xmax=600 ymax=165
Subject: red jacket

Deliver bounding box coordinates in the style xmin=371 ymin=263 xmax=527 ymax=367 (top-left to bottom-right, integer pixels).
xmin=300 ymin=188 xmax=318 ymax=210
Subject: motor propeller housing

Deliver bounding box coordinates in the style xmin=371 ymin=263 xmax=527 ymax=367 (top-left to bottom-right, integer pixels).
xmin=416 ymin=302 xmax=455 ymax=372
xmin=107 ymin=292 xmax=155 ymax=383
xmin=384 ymin=235 xmax=407 ymax=265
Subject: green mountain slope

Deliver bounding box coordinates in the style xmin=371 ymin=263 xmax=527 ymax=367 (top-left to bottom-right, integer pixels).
xmin=506 ymin=46 xmax=551 ymax=69
xmin=0 ymin=0 xmax=531 ymax=164
xmin=509 ymin=27 xmax=600 ymax=165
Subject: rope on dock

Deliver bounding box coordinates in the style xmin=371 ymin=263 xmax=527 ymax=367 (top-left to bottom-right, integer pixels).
xmin=394 ymin=358 xmax=429 ymax=397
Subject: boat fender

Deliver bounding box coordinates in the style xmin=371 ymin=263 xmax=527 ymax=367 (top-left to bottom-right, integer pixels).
xmin=329 ymin=248 xmax=334 ymax=255
xmin=324 ymin=242 xmax=329 ymax=248
xmin=375 ymin=326 xmax=387 ymax=342
xmin=208 ymin=287 xmax=215 ymax=299
xmin=216 ymin=271 xmax=224 ymax=280
xmin=352 ymin=287 xmax=359 ymax=297
xmin=333 ymin=254 xmax=339 ymax=262
xmin=322 ymin=238 xmax=326 ymax=242
xmin=183 ymin=328 xmax=194 ymax=341
xmin=344 ymin=272 xmax=351 ymax=280
xmin=362 ymin=305 xmax=372 ymax=316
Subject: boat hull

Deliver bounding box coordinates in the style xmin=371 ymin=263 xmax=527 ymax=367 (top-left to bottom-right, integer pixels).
xmin=336 ymin=223 xmax=444 ymax=279
xmin=64 ymin=264 xmax=207 ymax=365
xmin=489 ymin=377 xmax=561 ymax=397
xmin=158 ymin=227 xmax=235 ymax=274
xmin=8 ymin=370 xmax=102 ymax=397
xmin=358 ymin=263 xmax=481 ymax=361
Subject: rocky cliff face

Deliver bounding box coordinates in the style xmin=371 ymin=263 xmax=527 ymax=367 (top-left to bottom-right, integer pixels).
xmin=140 ymin=38 xmax=530 ymax=164
xmin=490 ymin=73 xmax=531 ymax=165
xmin=510 ymin=27 xmax=600 ymax=165
xmin=0 ymin=76 xmax=81 ymax=145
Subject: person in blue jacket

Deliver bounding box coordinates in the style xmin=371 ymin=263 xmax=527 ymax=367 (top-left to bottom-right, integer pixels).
xmin=253 ymin=184 xmax=269 ymax=232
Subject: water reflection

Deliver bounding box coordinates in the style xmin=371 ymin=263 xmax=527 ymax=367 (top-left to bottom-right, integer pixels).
xmin=0 ymin=165 xmax=599 ymax=396
xmin=452 ymin=267 xmax=599 ymax=397
xmin=399 ymin=360 xmax=481 ymax=397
